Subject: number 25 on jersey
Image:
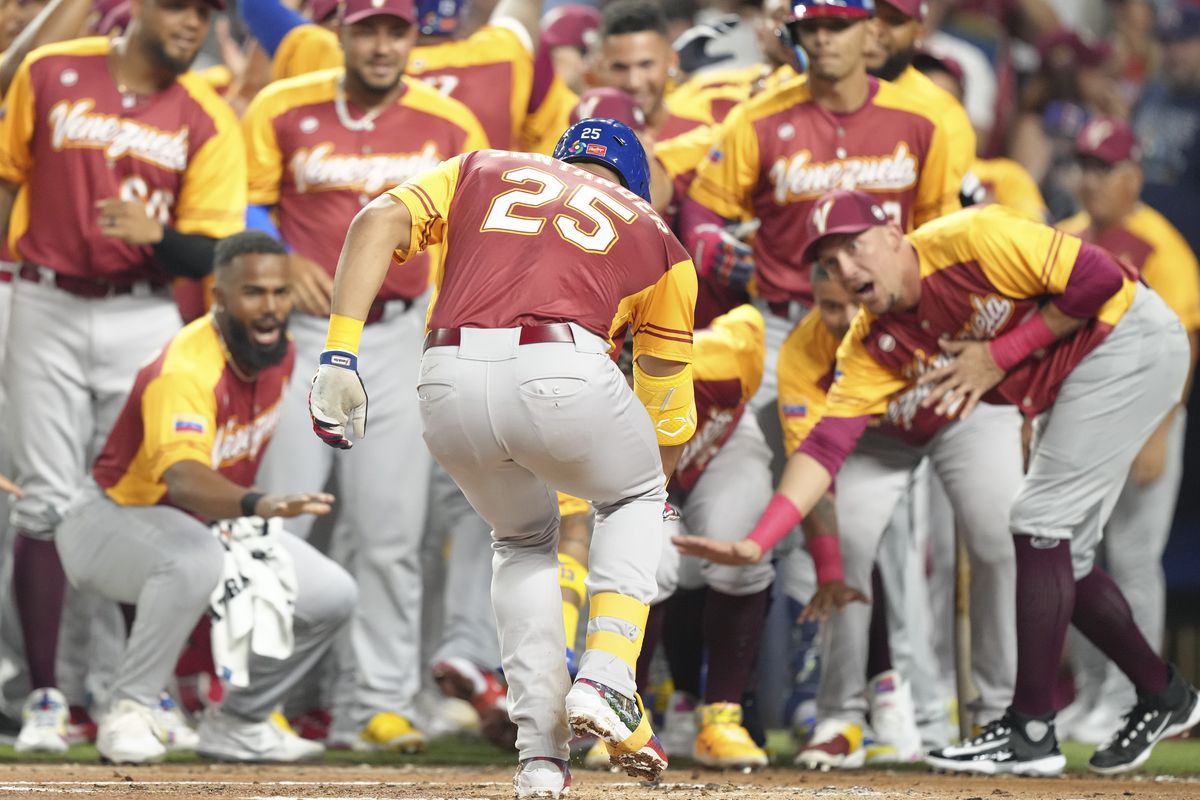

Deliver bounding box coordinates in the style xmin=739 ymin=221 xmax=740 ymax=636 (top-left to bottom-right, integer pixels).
xmin=481 ymin=167 xmax=636 ymax=255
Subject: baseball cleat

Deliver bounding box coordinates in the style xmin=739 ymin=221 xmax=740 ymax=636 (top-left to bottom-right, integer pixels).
xmin=658 ymin=690 xmax=699 ymax=758
xmin=924 ymin=711 xmax=1065 ymax=776
xmin=154 ymin=692 xmax=198 ymax=751
xmin=865 ymin=670 xmax=924 ymax=764
xmin=196 ymin=709 xmax=325 ymax=762
xmin=795 ymin=720 xmax=865 ymax=770
xmin=1088 ymin=666 xmax=1200 ymax=775
xmin=97 ymin=699 xmax=168 ymax=764
xmin=692 ymin=703 xmax=768 ymax=769
xmin=15 ymin=688 xmax=70 ymax=754
xmin=513 ymin=757 xmax=571 ymax=799
xmin=358 ymin=711 xmax=427 ymax=753
xmin=565 ymin=678 xmax=668 ymax=781
xmin=432 ymin=657 xmax=516 ymax=749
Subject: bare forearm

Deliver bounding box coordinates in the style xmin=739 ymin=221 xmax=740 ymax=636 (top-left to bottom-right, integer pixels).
xmin=659 ymin=444 xmax=683 ymax=481
xmin=0 ymin=0 xmax=92 ymax=95
xmin=163 ymin=461 xmax=255 ymax=522
xmin=799 ymin=492 xmax=838 ymax=541
xmin=1039 ymin=302 xmax=1086 ymax=338
xmin=331 ymin=195 xmax=412 ymax=321
xmin=778 ymin=451 xmax=835 ymax=519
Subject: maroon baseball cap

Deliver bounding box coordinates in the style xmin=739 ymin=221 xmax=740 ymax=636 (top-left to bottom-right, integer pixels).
xmin=310 ymin=0 xmax=340 ymax=22
xmin=799 ymin=190 xmax=891 ymax=266
xmin=341 ymin=0 xmax=417 ymax=26
xmin=878 ymin=0 xmax=927 ymax=21
xmin=541 ymin=5 xmax=603 ymax=50
xmin=1075 ymin=117 xmax=1142 ymax=165
xmin=1036 ymin=29 xmax=1112 ymax=71
xmin=789 ymin=0 xmax=874 ymax=21
xmin=569 ymin=88 xmax=646 ymax=131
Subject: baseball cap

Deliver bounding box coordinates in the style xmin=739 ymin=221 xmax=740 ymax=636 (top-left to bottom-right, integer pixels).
xmin=912 ymin=50 xmax=965 ymax=91
xmin=541 ymin=5 xmax=603 ymax=50
xmin=1158 ymin=3 xmax=1200 ymax=43
xmin=1036 ymin=29 xmax=1111 ymax=72
xmin=877 ymin=0 xmax=926 ymax=21
xmin=569 ymin=88 xmax=647 ymax=132
xmin=799 ymin=190 xmax=891 ymax=266
xmin=1075 ymin=117 xmax=1142 ymax=165
xmin=341 ymin=0 xmax=417 ymax=26
xmin=310 ymin=0 xmax=340 ymax=22
xmin=788 ymin=0 xmax=875 ymax=22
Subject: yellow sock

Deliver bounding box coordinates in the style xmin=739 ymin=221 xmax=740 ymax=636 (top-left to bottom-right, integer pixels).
xmin=558 ymin=553 xmax=587 ymax=649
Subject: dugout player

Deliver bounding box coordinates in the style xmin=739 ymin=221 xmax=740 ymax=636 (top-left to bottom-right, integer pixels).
xmin=0 ymin=0 xmax=246 ymax=752
xmin=1055 ymin=117 xmax=1200 ymax=741
xmin=777 ymin=265 xmax=1019 ymax=768
xmin=53 ymin=232 xmax=356 ymax=765
xmin=309 ymin=119 xmax=696 ymax=797
xmin=242 ymin=0 xmax=545 ymax=152
xmin=242 ymin=0 xmax=488 ymax=752
xmin=677 ymin=189 xmax=1200 ymax=776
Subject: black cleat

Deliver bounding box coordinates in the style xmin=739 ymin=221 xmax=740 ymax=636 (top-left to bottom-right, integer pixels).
xmin=1089 ymin=665 xmax=1200 ymax=775
xmin=924 ymin=710 xmax=1066 ymax=776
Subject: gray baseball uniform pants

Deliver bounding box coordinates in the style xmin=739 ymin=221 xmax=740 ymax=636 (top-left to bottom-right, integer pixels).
xmin=1067 ymin=409 xmax=1186 ymax=716
xmin=55 ymin=485 xmax=357 ymax=721
xmin=416 ymin=325 xmax=667 ymax=762
xmin=1011 ymin=285 xmax=1189 ymax=577
xmin=661 ymin=413 xmax=775 ymax=597
xmin=4 ymin=277 xmax=179 ymax=536
xmin=257 ymin=302 xmax=431 ymax=726
xmin=817 ymin=403 xmax=1021 ymax=727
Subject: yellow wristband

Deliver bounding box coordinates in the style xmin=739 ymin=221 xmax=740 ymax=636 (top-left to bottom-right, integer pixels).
xmin=325 ymin=313 xmax=365 ymax=355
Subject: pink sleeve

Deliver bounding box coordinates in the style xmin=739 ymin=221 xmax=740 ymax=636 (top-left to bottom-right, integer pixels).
xmin=1051 ymin=242 xmax=1125 ymax=319
xmin=798 ymin=415 xmax=870 ymax=477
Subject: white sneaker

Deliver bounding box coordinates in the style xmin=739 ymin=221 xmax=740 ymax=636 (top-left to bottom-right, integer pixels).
xmin=658 ymin=691 xmax=698 ymax=758
xmin=15 ymin=688 xmax=69 ymax=754
xmin=154 ymin=692 xmax=198 ymax=751
xmin=197 ymin=709 xmax=325 ymax=762
xmin=97 ymin=699 xmax=168 ymax=764
xmin=866 ymin=670 xmax=924 ymax=764
xmin=513 ymin=757 xmax=571 ymax=799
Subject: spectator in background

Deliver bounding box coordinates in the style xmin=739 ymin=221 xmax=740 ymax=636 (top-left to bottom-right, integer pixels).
xmin=1010 ymin=29 xmax=1126 ymax=220
xmin=1133 ymin=2 xmax=1200 ymax=256
xmin=1109 ymin=0 xmax=1162 ymax=108
xmin=0 ymin=0 xmax=47 ymax=51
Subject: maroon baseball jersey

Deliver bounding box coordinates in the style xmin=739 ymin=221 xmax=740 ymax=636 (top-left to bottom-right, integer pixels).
xmin=0 ymin=37 xmax=246 ymax=281
xmin=689 ymin=76 xmax=960 ymax=306
xmin=95 ymin=315 xmax=295 ymax=510
xmin=243 ymin=69 xmax=488 ymax=302
xmin=387 ymin=150 xmax=696 ymax=362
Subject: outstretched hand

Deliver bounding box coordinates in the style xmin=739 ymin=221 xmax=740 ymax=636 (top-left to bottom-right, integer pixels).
xmin=918 ymin=338 xmax=1004 ymax=419
xmin=256 ymin=492 xmax=335 ymax=518
xmin=672 ymin=535 xmax=764 ymax=565
xmin=797 ymin=580 xmax=870 ymax=623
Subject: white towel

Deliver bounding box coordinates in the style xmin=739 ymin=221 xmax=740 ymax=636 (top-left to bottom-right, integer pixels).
xmin=208 ymin=516 xmax=297 ymax=688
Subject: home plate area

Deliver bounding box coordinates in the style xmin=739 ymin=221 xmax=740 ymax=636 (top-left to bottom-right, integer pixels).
xmin=1 ymin=765 xmax=1198 ymax=800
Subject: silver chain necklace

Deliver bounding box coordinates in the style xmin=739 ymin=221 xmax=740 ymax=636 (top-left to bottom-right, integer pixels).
xmin=335 ymin=74 xmax=383 ymax=132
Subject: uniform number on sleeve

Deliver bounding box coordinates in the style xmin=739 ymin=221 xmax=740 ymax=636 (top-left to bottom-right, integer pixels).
xmin=480 ymin=166 xmax=636 ymax=254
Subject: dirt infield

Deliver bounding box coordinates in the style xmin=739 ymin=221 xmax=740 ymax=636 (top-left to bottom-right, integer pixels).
xmin=2 ymin=763 xmax=1197 ymax=800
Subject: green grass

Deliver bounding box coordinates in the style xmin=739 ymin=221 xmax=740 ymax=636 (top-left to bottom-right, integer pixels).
xmin=0 ymin=733 xmax=1196 ymax=776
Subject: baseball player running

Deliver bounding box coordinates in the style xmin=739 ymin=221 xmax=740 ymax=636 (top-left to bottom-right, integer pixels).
xmin=0 ymin=0 xmax=246 ymax=752
xmin=53 ymin=232 xmax=356 ymax=764
xmin=777 ymin=264 xmax=1019 ymax=768
xmin=1056 ymin=117 xmax=1200 ymax=741
xmin=677 ymin=189 xmax=1200 ymax=776
xmin=308 ymin=119 xmax=696 ymax=797
xmin=242 ymin=0 xmax=488 ymax=752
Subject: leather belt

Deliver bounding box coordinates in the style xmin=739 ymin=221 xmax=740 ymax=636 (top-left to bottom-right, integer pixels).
xmin=364 ymin=296 xmax=414 ymax=325
xmin=423 ymin=323 xmax=576 ymax=352
xmin=18 ymin=263 xmax=167 ymax=299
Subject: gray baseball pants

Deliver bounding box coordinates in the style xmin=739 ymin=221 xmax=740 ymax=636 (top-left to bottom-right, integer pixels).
xmin=55 ymin=485 xmax=356 ymax=721
xmin=416 ymin=324 xmax=666 ymax=761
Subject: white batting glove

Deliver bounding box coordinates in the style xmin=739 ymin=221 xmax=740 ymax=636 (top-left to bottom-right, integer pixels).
xmin=309 ymin=350 xmax=368 ymax=449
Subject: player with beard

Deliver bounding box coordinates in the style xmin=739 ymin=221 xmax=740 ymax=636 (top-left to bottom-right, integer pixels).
xmin=864 ymin=0 xmax=976 ymax=205
xmin=52 ymin=231 xmax=357 ymax=765
xmin=0 ymin=0 xmax=245 ymax=753
xmin=244 ymin=0 xmax=487 ymax=752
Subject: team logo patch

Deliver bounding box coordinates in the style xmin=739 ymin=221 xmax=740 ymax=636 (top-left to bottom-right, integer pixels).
xmin=707 ymin=148 xmax=723 ymax=163
xmin=879 ymin=334 xmax=895 ymax=352
xmin=568 ymin=140 xmax=586 ymax=155
xmin=777 ymin=122 xmax=795 ymax=141
xmin=60 ymin=69 xmax=78 ymax=87
xmin=173 ymin=415 xmax=207 ymax=435
xmin=585 ymin=143 xmax=608 ymax=156
xmin=300 ymin=116 xmax=319 ymax=134
xmin=782 ymin=404 xmax=808 ymax=418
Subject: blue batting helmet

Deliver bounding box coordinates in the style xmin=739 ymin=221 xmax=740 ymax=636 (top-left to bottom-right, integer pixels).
xmin=416 ymin=0 xmax=463 ymax=36
xmin=552 ymin=118 xmax=651 ymax=203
